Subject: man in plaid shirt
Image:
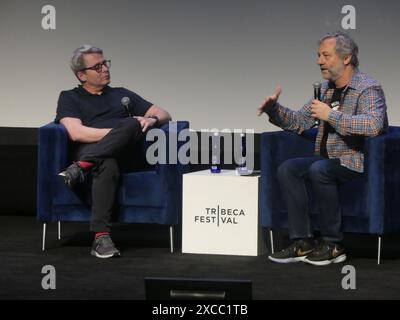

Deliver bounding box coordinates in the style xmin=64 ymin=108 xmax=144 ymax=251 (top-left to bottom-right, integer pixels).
xmin=258 ymin=32 xmax=388 ymax=266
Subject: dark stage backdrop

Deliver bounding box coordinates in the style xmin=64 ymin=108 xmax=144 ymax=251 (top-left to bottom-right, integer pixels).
xmin=0 ymin=128 xmax=37 ymax=215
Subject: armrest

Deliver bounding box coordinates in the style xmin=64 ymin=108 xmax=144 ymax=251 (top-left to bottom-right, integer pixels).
xmin=150 ymin=121 xmax=190 ymax=224
xmin=260 ymin=129 xmax=315 ymax=228
xmin=153 ymin=120 xmax=190 ymax=178
xmin=37 ymin=122 xmax=70 ymax=221
xmin=364 ymin=128 xmax=400 ymax=233
xmin=38 ymin=123 xmax=69 ymax=173
xmin=261 ymin=130 xmax=316 ymax=173
xmin=144 ymin=121 xmax=190 ymax=174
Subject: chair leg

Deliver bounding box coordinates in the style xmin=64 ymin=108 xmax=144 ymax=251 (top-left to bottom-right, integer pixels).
xmin=58 ymin=221 xmax=61 ymax=240
xmin=269 ymin=230 xmax=274 ymax=254
xmin=377 ymin=236 xmax=382 ymax=265
xmin=42 ymin=223 xmax=47 ymax=251
xmin=169 ymin=226 xmax=174 ymax=253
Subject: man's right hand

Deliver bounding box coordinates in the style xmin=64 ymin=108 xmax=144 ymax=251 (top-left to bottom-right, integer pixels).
xmin=257 ymin=86 xmax=282 ymax=116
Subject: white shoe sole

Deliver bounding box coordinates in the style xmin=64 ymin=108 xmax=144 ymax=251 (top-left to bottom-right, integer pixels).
xmin=303 ymin=254 xmax=347 ymax=266
xmin=91 ymin=250 xmax=121 ymax=259
xmin=268 ymin=255 xmax=307 ymax=264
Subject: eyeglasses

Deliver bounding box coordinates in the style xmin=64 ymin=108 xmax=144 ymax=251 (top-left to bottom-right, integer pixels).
xmin=81 ymin=60 xmax=111 ymax=73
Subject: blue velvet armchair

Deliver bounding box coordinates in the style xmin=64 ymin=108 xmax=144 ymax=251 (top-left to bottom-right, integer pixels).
xmin=37 ymin=121 xmax=189 ymax=252
xmin=260 ymin=126 xmax=400 ymax=264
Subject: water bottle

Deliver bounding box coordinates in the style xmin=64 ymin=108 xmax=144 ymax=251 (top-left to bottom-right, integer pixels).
xmin=236 ymin=133 xmax=250 ymax=175
xmin=211 ymin=132 xmax=221 ymax=173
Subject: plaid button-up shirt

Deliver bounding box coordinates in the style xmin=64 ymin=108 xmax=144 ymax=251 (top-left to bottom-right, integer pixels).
xmin=267 ymin=70 xmax=388 ymax=173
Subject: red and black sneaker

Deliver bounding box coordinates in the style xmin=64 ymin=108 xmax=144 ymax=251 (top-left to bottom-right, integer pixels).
xmin=58 ymin=162 xmax=85 ymax=188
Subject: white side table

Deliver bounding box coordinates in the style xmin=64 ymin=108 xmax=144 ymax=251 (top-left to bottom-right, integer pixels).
xmin=182 ymin=169 xmax=267 ymax=256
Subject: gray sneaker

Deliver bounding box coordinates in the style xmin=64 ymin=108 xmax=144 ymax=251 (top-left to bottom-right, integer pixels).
xmin=91 ymin=235 xmax=121 ymax=258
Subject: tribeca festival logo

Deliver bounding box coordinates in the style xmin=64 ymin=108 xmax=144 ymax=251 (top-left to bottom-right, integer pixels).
xmin=145 ymin=124 xmax=255 ymax=171
xmin=41 ymin=5 xmax=56 ymax=30
xmin=195 ymin=206 xmax=246 ymax=227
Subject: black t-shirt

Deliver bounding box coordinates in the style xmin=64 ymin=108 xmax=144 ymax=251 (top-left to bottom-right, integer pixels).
xmin=320 ymin=86 xmax=345 ymax=158
xmin=55 ymin=85 xmax=152 ymax=128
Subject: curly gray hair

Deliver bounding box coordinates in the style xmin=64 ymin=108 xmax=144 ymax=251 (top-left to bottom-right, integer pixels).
xmin=319 ymin=32 xmax=359 ymax=67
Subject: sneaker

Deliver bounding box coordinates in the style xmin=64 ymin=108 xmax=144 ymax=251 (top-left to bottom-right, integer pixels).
xmin=91 ymin=234 xmax=121 ymax=258
xmin=268 ymin=239 xmax=317 ymax=264
xmin=59 ymin=162 xmax=85 ymax=188
xmin=303 ymin=242 xmax=346 ymax=266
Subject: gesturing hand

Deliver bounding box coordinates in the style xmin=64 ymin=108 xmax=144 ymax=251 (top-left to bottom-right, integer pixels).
xmin=257 ymin=86 xmax=282 ymax=116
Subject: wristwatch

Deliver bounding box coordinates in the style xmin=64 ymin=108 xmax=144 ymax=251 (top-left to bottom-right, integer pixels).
xmin=148 ymin=115 xmax=159 ymax=126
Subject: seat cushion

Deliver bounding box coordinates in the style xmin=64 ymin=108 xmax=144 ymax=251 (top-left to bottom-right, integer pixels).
xmin=118 ymin=171 xmax=165 ymax=207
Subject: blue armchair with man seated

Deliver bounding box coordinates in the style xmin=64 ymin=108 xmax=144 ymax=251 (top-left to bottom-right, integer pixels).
xmin=37 ymin=121 xmax=189 ymax=253
xmin=260 ymin=126 xmax=400 ymax=264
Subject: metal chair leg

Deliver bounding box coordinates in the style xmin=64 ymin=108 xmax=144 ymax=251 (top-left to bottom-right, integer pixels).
xmin=58 ymin=221 xmax=61 ymax=240
xmin=269 ymin=230 xmax=274 ymax=254
xmin=42 ymin=223 xmax=47 ymax=251
xmin=170 ymin=226 xmax=174 ymax=253
xmin=377 ymin=236 xmax=382 ymax=265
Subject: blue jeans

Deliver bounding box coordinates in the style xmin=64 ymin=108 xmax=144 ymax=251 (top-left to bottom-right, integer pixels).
xmin=277 ymin=156 xmax=363 ymax=242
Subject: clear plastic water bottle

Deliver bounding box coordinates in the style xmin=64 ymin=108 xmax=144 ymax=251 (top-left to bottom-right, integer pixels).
xmin=211 ymin=132 xmax=221 ymax=173
xmin=236 ymin=133 xmax=250 ymax=175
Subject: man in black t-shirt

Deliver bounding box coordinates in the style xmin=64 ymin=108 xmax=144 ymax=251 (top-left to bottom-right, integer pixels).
xmin=55 ymin=45 xmax=171 ymax=258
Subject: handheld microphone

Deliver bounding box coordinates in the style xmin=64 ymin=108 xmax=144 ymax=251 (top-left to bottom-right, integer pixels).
xmin=313 ymin=82 xmax=321 ymax=126
xmin=121 ymin=97 xmax=132 ymax=117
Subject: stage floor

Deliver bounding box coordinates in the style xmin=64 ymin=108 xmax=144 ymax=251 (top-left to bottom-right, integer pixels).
xmin=1 ymin=216 xmax=400 ymax=300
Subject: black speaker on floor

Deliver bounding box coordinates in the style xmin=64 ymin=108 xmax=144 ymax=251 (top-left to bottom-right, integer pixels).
xmin=145 ymin=277 xmax=252 ymax=300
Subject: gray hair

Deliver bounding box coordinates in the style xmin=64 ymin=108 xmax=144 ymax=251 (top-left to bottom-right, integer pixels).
xmin=318 ymin=32 xmax=359 ymax=67
xmin=70 ymin=45 xmax=103 ymax=74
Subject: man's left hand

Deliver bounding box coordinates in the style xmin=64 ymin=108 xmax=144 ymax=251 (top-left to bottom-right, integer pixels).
xmin=134 ymin=116 xmax=158 ymax=132
xmin=311 ymin=100 xmax=332 ymax=122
